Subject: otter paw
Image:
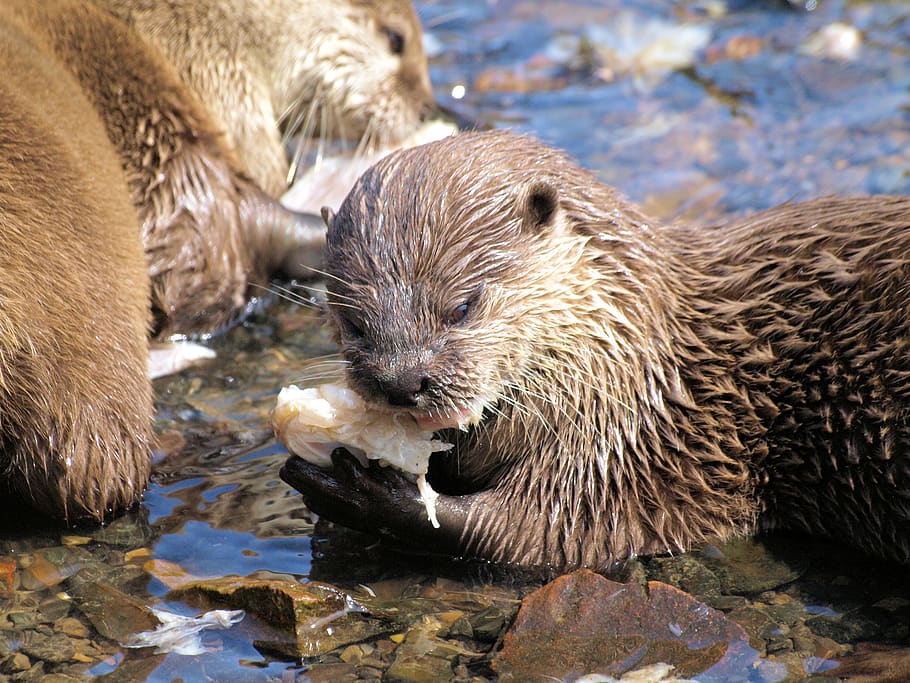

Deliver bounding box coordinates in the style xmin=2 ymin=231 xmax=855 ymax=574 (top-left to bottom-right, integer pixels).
xmin=280 ymin=448 xmax=427 ymax=535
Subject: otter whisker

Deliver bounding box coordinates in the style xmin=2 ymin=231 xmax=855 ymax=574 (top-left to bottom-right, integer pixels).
xmin=302 ymin=264 xmax=359 ymax=289
xmin=249 ymin=282 xmax=321 ymax=310
xmin=324 ymin=300 xmax=363 ymax=313
xmin=285 ymin=91 xmax=327 ymax=184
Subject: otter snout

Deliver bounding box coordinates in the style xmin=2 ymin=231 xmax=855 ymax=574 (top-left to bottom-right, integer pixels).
xmin=347 ymin=350 xmax=439 ymax=409
xmin=377 ymin=370 xmax=433 ymax=408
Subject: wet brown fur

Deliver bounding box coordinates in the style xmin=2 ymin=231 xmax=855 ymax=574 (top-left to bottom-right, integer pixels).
xmin=0 ymin=0 xmax=430 ymax=522
xmin=323 ymin=130 xmax=910 ymax=569
xmin=100 ymin=0 xmax=434 ymax=197
xmin=0 ymin=3 xmax=152 ymax=522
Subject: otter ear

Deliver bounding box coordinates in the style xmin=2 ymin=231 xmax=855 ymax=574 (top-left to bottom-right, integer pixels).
xmin=520 ymin=181 xmax=559 ymax=233
xmin=320 ymin=206 xmax=335 ymax=229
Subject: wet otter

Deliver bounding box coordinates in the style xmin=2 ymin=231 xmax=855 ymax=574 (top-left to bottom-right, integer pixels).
xmin=98 ymin=0 xmax=434 ymax=198
xmin=0 ymin=0 xmax=432 ymax=522
xmin=281 ymin=130 xmax=910 ymax=571
xmin=94 ymin=0 xmax=432 ymax=334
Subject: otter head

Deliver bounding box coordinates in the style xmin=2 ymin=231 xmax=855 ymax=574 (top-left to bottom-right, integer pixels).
xmin=276 ymin=0 xmax=434 ymax=148
xmin=321 ymin=131 xmax=593 ymax=431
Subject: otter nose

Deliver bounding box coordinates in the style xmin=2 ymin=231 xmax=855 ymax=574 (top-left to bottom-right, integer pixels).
xmin=378 ymin=371 xmax=431 ymax=407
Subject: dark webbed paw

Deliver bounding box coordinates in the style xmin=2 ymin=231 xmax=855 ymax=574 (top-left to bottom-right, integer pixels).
xmin=280 ymin=448 xmax=470 ymax=554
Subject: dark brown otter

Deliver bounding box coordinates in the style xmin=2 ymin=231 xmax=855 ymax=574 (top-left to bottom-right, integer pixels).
xmin=0 ymin=0 xmax=432 ymax=523
xmin=281 ymin=130 xmax=910 ymax=571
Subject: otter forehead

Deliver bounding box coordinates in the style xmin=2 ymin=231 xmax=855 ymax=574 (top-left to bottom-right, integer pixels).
xmin=326 ymin=144 xmax=540 ymax=284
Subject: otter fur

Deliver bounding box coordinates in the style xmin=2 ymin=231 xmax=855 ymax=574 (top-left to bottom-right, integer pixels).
xmin=281 ymin=130 xmax=910 ymax=570
xmin=0 ymin=0 xmax=432 ymax=523
xmin=98 ymin=0 xmax=434 ymax=198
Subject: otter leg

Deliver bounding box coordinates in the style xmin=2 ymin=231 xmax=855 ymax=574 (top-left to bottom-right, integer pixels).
xmin=237 ymin=181 xmax=326 ymax=280
xmin=280 ymin=450 xmax=475 ymax=555
xmin=0 ymin=19 xmax=154 ymax=523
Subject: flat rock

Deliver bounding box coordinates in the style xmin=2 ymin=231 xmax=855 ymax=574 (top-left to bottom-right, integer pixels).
xmin=170 ymin=575 xmax=398 ymax=657
xmin=493 ymin=569 xmax=766 ymax=681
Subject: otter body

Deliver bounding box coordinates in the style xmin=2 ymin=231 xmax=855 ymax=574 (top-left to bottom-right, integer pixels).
xmin=0 ymin=0 xmax=431 ymax=523
xmin=281 ymin=131 xmax=910 ymax=570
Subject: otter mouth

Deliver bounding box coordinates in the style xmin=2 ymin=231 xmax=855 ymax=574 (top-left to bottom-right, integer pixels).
xmin=412 ymin=403 xmax=486 ymax=433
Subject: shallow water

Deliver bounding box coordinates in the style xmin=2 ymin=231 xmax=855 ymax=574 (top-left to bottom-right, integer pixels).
xmin=4 ymin=1 xmax=910 ymax=681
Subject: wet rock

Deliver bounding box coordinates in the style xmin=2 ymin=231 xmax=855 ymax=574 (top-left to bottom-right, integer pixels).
xmin=0 ymin=653 xmax=30 ymax=674
xmin=473 ymin=63 xmax=569 ymax=95
xmin=385 ymin=656 xmax=453 ymax=683
xmin=759 ymin=593 xmax=807 ymax=628
xmin=493 ymin=569 xmax=763 ymax=681
xmin=170 ymin=575 xmax=395 ymax=658
xmin=467 ymin=607 xmax=507 ymax=643
xmin=297 ymin=661 xmax=358 ymax=682
xmin=37 ymin=595 xmax=72 ymax=624
xmin=806 ymin=607 xmax=886 ymax=643
xmin=645 ymin=553 xmax=722 ymax=597
xmin=90 ymin=512 xmax=156 ymax=548
xmin=702 ymin=594 xmax=749 ymax=611
xmin=38 ymin=675 xmax=81 ymax=683
xmin=63 ymin=558 xmax=146 ymax=598
xmin=699 ymin=538 xmax=803 ymax=594
xmin=141 ymin=559 xmax=195 ymax=590
xmin=0 ymin=559 xmax=15 ymax=596
xmin=800 ymin=22 xmax=862 ymax=62
xmin=68 ymin=582 xmax=159 ymax=643
xmin=5 ymin=613 xmax=38 ymax=630
xmin=384 ymin=615 xmax=470 ymax=683
xmin=10 ymin=661 xmax=46 ymax=682
xmin=18 ymin=631 xmax=75 ymax=664
xmin=53 ymin=617 xmax=88 ymax=640
xmin=704 ymin=34 xmax=764 ymax=63
xmin=727 ymin=606 xmax=780 ymax=647
xmin=445 ymin=615 xmax=473 ymax=639
xmin=19 ymin=546 xmax=92 ymax=591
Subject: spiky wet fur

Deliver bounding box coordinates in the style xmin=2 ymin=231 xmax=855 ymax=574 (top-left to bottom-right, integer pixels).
xmin=324 ymin=130 xmax=910 ymax=569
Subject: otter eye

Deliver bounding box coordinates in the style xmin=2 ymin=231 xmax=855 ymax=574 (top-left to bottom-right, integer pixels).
xmin=339 ymin=315 xmax=364 ymax=339
xmin=447 ymin=302 xmax=470 ymax=326
xmin=383 ymin=27 xmax=405 ymax=56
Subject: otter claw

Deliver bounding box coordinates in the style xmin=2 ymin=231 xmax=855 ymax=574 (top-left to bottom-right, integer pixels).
xmin=280 ymin=449 xmax=424 ymax=534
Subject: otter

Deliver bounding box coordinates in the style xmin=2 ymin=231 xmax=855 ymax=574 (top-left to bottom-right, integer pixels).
xmin=0 ymin=0 xmax=432 ymax=522
xmin=97 ymin=0 xmax=434 ymax=198
xmin=280 ymin=130 xmax=910 ymax=572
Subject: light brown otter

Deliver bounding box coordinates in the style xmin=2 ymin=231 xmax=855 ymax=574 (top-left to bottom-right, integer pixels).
xmin=97 ymin=0 xmax=434 ymax=198
xmin=91 ymin=0 xmax=432 ymax=334
xmin=0 ymin=0 xmax=432 ymax=523
xmin=0 ymin=2 xmax=152 ymax=522
xmin=281 ymin=130 xmax=910 ymax=572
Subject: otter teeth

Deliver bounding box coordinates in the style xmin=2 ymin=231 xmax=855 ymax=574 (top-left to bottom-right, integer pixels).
xmin=415 ymin=404 xmax=485 ymax=432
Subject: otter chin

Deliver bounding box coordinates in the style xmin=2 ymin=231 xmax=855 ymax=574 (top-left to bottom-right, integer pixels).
xmin=280 ymin=129 xmax=910 ymax=571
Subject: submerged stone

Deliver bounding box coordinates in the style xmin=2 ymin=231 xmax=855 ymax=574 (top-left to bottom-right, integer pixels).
xmin=170 ymin=575 xmax=396 ymax=658
xmin=493 ymin=569 xmax=765 ymax=681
